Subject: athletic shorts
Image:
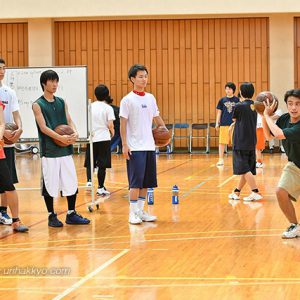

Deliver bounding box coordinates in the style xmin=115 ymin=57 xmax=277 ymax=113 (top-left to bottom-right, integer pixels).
xmin=233 ymin=149 xmax=256 ymax=175
xmin=41 ymin=155 xmax=78 ymax=197
xmin=4 ymin=147 xmax=18 ymax=184
xmin=84 ymin=141 xmax=111 ymax=169
xmin=278 ymin=162 xmax=300 ymax=201
xmin=0 ymin=159 xmax=15 ymax=193
xmin=256 ymin=128 xmax=266 ymax=150
xmin=219 ymin=126 xmax=230 ymax=145
xmin=126 ymin=151 xmax=157 ymax=189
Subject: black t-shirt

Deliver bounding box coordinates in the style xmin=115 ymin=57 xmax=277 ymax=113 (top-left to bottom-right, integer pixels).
xmin=111 ymin=104 xmax=120 ymax=133
xmin=232 ymin=99 xmax=257 ymax=150
xmin=276 ymin=113 xmax=300 ymax=168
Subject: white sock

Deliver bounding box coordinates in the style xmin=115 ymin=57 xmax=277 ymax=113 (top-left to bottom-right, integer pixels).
xmin=129 ymin=201 xmax=138 ymax=214
xmin=67 ymin=210 xmax=75 ymax=215
xmin=137 ymin=197 xmax=145 ymax=212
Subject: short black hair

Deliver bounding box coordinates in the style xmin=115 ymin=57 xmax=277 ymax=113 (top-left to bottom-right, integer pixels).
xmin=40 ymin=70 xmax=59 ymax=91
xmin=94 ymin=84 xmax=112 ymax=102
xmin=128 ymin=64 xmax=148 ymax=83
xmin=284 ymin=89 xmax=300 ymax=103
xmin=225 ymin=82 xmax=236 ymax=93
xmin=0 ymin=58 xmax=5 ymax=64
xmin=240 ymin=82 xmax=255 ymax=99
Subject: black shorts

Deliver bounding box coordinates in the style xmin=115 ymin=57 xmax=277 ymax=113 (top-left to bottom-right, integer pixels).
xmin=233 ymin=149 xmax=256 ymax=175
xmin=126 ymin=151 xmax=157 ymax=189
xmin=4 ymin=147 xmax=18 ymax=183
xmin=0 ymin=159 xmax=16 ymax=193
xmin=84 ymin=141 xmax=111 ymax=169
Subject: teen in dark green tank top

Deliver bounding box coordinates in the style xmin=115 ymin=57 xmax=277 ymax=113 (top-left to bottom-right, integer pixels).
xmin=35 ymin=96 xmax=73 ymax=157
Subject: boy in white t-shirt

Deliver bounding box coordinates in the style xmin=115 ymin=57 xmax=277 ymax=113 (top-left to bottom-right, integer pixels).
xmin=120 ymin=64 xmax=167 ymax=224
xmin=84 ymin=84 xmax=115 ymax=195
xmin=0 ymin=58 xmax=23 ymax=225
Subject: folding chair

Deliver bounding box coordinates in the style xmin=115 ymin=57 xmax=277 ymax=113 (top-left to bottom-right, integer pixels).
xmin=170 ymin=123 xmax=191 ymax=153
xmin=206 ymin=122 xmax=217 ymax=153
xmin=189 ymin=123 xmax=209 ymax=153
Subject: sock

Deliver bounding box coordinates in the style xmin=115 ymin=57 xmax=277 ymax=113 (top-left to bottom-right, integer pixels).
xmin=129 ymin=200 xmax=138 ymax=213
xmin=137 ymin=197 xmax=146 ymax=211
xmin=67 ymin=210 xmax=75 ymax=215
xmin=252 ymin=189 xmax=259 ymax=193
xmin=67 ymin=194 xmax=76 ymax=211
xmin=44 ymin=196 xmax=54 ymax=213
xmin=0 ymin=206 xmax=7 ymax=212
xmin=12 ymin=217 xmax=19 ymax=223
xmin=234 ymin=188 xmax=241 ymax=193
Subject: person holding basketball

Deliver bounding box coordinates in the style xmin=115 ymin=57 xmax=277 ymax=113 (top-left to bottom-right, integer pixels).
xmin=262 ymin=89 xmax=300 ymax=239
xmin=0 ymin=99 xmax=28 ymax=232
xmin=120 ymin=64 xmax=167 ymax=224
xmin=32 ymin=70 xmax=90 ymax=227
xmin=0 ymin=58 xmax=23 ymax=226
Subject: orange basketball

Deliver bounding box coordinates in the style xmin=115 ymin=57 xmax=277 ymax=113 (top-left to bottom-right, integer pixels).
xmin=152 ymin=126 xmax=171 ymax=147
xmin=254 ymin=91 xmax=278 ymax=114
xmin=53 ymin=124 xmax=74 ymax=147
xmin=4 ymin=123 xmax=18 ymax=145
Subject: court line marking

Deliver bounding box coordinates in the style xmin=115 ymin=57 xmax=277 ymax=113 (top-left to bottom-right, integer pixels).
xmin=184 ymin=164 xmax=215 ymax=180
xmin=182 ymin=176 xmax=215 ymax=197
xmin=0 ymin=228 xmax=283 ymax=247
xmin=217 ymin=175 xmax=237 ymax=188
xmin=52 ymin=249 xmax=129 ymax=300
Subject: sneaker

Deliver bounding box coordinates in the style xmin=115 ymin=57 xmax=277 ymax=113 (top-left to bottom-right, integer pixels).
xmin=86 ymin=181 xmax=92 ymax=187
xmin=282 ymin=224 xmax=300 ymax=239
xmin=12 ymin=220 xmax=29 ymax=232
xmin=128 ymin=212 xmax=142 ymax=225
xmin=280 ymin=145 xmax=285 ymax=153
xmin=66 ymin=211 xmax=90 ymax=225
xmin=256 ymin=162 xmax=263 ymax=168
xmin=216 ymin=159 xmax=224 ymax=166
xmin=0 ymin=211 xmax=12 ymax=225
xmin=228 ymin=192 xmax=240 ymax=200
xmin=48 ymin=213 xmax=63 ymax=227
xmin=96 ymin=187 xmax=110 ymax=196
xmin=138 ymin=210 xmax=157 ymax=222
xmin=243 ymin=192 xmax=263 ymax=201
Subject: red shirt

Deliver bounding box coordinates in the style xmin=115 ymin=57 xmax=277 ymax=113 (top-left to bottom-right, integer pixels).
xmin=0 ymin=100 xmax=6 ymax=159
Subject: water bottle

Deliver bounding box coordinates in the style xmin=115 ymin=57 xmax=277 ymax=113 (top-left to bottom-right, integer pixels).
xmin=172 ymin=185 xmax=179 ymax=204
xmin=155 ymin=147 xmax=160 ymax=155
xmin=147 ymin=188 xmax=154 ymax=205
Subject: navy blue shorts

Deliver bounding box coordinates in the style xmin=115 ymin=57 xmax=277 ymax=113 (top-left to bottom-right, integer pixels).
xmin=0 ymin=159 xmax=16 ymax=193
xmin=233 ymin=149 xmax=256 ymax=175
xmin=126 ymin=151 xmax=157 ymax=189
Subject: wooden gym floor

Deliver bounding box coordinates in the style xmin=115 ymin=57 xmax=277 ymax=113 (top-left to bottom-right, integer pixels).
xmin=0 ymin=151 xmax=300 ymax=300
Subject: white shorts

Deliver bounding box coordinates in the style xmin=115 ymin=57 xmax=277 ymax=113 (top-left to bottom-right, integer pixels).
xmin=41 ymin=156 xmax=78 ymax=198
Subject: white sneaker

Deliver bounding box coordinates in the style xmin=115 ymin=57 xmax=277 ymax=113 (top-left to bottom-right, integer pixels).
xmin=243 ymin=192 xmax=263 ymax=201
xmin=86 ymin=181 xmax=92 ymax=187
xmin=282 ymin=224 xmax=300 ymax=239
xmin=228 ymin=192 xmax=240 ymax=200
xmin=280 ymin=145 xmax=285 ymax=153
xmin=216 ymin=159 xmax=224 ymax=166
xmin=128 ymin=212 xmax=142 ymax=225
xmin=0 ymin=212 xmax=12 ymax=225
xmin=138 ymin=210 xmax=157 ymax=222
xmin=256 ymin=162 xmax=263 ymax=168
xmin=96 ymin=187 xmax=110 ymax=196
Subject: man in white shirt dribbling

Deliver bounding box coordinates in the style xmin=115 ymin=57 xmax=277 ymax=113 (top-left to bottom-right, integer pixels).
xmin=120 ymin=64 xmax=167 ymax=225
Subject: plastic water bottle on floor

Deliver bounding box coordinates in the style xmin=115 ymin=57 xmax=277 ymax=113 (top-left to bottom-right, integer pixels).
xmin=147 ymin=188 xmax=154 ymax=205
xmin=172 ymin=185 xmax=179 ymax=204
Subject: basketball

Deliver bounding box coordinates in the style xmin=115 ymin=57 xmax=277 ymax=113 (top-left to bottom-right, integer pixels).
xmin=53 ymin=124 xmax=74 ymax=147
xmin=4 ymin=123 xmax=18 ymax=145
xmin=152 ymin=126 xmax=171 ymax=147
xmin=254 ymin=91 xmax=279 ymax=114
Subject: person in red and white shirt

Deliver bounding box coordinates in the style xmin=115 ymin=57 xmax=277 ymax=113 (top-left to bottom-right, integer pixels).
xmin=0 ymin=100 xmax=28 ymax=232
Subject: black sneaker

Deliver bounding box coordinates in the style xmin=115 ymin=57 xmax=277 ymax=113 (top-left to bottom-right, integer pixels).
xmin=48 ymin=213 xmax=63 ymax=227
xmin=66 ymin=211 xmax=90 ymax=225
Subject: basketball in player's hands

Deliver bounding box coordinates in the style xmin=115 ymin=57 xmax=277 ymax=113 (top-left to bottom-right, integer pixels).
xmin=152 ymin=126 xmax=171 ymax=147
xmin=254 ymin=91 xmax=278 ymax=114
xmin=53 ymin=124 xmax=74 ymax=147
xmin=4 ymin=123 xmax=18 ymax=145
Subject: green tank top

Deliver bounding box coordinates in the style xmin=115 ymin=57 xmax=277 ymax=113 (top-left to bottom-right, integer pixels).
xmin=34 ymin=96 xmax=73 ymax=157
